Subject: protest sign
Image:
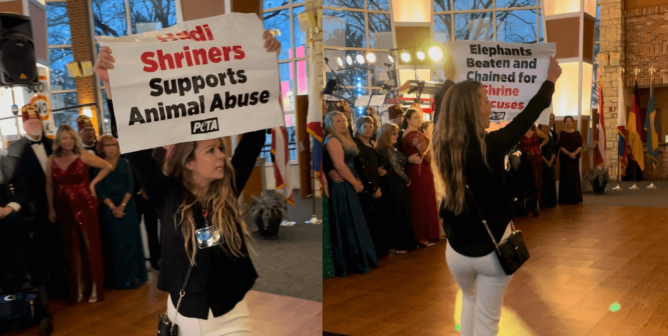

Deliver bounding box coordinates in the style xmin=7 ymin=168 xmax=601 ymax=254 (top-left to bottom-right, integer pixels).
xmin=97 ymin=13 xmax=283 ymax=153
xmin=23 ymin=66 xmax=56 ymax=138
xmin=445 ymin=41 xmax=556 ymax=125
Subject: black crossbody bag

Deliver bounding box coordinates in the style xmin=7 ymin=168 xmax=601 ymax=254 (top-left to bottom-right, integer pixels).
xmin=157 ymin=265 xmax=193 ymax=336
xmin=466 ymin=186 xmax=530 ymax=275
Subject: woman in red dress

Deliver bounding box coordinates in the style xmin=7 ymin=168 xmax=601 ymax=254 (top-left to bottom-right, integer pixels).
xmin=401 ymin=108 xmax=440 ymax=246
xmin=519 ymin=125 xmax=548 ymax=216
xmin=46 ymin=125 xmax=112 ymax=304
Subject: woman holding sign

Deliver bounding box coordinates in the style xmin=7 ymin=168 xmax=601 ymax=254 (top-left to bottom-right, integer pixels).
xmin=94 ymin=30 xmax=280 ymax=334
xmin=433 ymin=56 xmax=561 ymax=336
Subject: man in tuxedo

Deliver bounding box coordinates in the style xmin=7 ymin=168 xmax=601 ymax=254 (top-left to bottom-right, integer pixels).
xmin=7 ymin=104 xmax=55 ymax=335
xmin=77 ymin=115 xmax=97 ymax=155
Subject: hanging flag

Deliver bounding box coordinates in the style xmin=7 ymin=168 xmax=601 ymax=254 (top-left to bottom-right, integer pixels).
xmin=645 ymin=76 xmax=659 ymax=168
xmin=627 ymin=79 xmax=645 ymax=171
xmin=306 ymin=52 xmax=323 ymax=182
xmin=617 ymin=75 xmax=627 ymax=176
xmin=271 ymin=96 xmax=295 ymax=206
xmin=595 ymin=68 xmax=607 ymax=166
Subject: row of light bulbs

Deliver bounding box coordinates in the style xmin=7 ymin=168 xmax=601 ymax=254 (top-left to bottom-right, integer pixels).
xmin=336 ymin=45 xmax=445 ymax=67
xmin=401 ymin=45 xmax=444 ymax=63
xmin=336 ymin=53 xmax=390 ymax=67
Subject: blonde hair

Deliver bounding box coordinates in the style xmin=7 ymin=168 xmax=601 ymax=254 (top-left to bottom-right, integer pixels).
xmin=324 ymin=111 xmax=358 ymax=154
xmin=432 ymin=81 xmax=489 ymax=216
xmin=375 ymin=123 xmax=399 ymax=151
xmin=53 ymin=125 xmax=84 ymax=157
xmin=163 ymin=139 xmax=250 ymax=265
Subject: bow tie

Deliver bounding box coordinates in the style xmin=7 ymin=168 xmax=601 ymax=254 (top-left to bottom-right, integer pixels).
xmin=28 ymin=138 xmax=43 ymax=146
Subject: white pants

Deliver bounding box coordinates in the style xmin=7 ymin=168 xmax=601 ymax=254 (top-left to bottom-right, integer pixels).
xmin=167 ymin=297 xmax=251 ymax=336
xmin=445 ymin=225 xmax=513 ymax=336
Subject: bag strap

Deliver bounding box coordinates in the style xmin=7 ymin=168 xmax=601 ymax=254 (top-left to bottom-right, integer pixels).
xmin=465 ymin=185 xmax=515 ymax=254
xmin=168 ymin=264 xmax=193 ymax=334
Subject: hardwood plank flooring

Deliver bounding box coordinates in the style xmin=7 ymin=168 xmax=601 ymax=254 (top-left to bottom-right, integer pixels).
xmin=324 ymin=205 xmax=668 ymax=336
xmin=3 ymin=273 xmax=322 ymax=335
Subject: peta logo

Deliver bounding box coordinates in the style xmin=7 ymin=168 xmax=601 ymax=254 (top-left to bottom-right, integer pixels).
xmin=191 ymin=118 xmax=219 ymax=134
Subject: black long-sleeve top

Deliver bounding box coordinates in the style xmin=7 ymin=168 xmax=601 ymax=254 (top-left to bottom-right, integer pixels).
xmin=107 ymin=100 xmax=265 ymax=319
xmin=440 ymin=81 xmax=555 ymax=257
xmin=353 ymin=137 xmax=381 ymax=196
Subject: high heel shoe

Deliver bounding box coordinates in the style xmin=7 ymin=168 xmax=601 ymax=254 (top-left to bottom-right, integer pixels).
xmin=77 ymin=277 xmax=84 ymax=303
xmin=88 ymin=282 xmax=98 ymax=303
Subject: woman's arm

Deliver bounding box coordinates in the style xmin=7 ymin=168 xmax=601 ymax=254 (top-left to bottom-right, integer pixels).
xmin=537 ymin=128 xmax=549 ymax=149
xmin=106 ymin=99 xmax=172 ymax=210
xmin=486 ymin=81 xmax=554 ymax=155
xmin=80 ymin=151 xmax=113 ymax=186
xmin=118 ymin=159 xmax=133 ymax=212
xmin=326 ymin=138 xmax=362 ymax=189
xmin=45 ymin=156 xmax=56 ymax=222
xmin=485 ymin=58 xmax=561 ymax=155
xmin=382 ymin=148 xmax=410 ymax=184
xmin=559 ymin=147 xmax=571 ymax=155
xmin=230 ymin=130 xmax=266 ymax=196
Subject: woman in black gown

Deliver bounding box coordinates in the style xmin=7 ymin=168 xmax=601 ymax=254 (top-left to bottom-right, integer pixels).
xmin=353 ymin=116 xmax=387 ymax=258
xmin=376 ymin=123 xmax=417 ymax=253
xmin=539 ymin=123 xmax=557 ymax=208
xmin=558 ymin=116 xmax=583 ymax=204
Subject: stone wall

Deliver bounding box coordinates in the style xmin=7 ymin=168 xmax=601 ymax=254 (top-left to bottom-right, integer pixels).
xmin=599 ymin=0 xmax=625 ymax=180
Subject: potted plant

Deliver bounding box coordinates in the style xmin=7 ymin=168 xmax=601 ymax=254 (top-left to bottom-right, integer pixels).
xmin=584 ymin=166 xmax=609 ymax=194
xmin=246 ymin=191 xmax=287 ymax=240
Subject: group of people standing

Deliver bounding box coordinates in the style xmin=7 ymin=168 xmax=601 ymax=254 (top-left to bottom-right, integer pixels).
xmin=514 ymin=114 xmax=584 ymax=217
xmin=322 ymin=101 xmax=444 ymax=278
xmin=0 ymin=106 xmax=159 ymax=333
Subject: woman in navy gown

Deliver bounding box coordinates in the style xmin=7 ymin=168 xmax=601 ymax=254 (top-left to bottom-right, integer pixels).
xmin=95 ymin=135 xmax=147 ymax=289
xmin=324 ymin=111 xmax=377 ymax=277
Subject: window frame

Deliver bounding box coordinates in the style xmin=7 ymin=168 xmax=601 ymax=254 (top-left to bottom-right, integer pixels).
xmin=323 ymin=0 xmax=394 ymax=99
xmin=46 ymin=0 xmax=79 ymax=128
xmin=433 ymin=0 xmax=542 ymax=44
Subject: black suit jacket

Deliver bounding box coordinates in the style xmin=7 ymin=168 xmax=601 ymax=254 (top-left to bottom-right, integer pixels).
xmin=7 ymin=136 xmax=53 ymax=218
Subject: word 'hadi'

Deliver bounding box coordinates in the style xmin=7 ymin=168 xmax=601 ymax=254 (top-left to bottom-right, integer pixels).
xmin=156 ymin=25 xmax=214 ymax=43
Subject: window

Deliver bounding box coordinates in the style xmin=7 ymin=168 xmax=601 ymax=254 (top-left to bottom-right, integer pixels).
xmin=434 ymin=0 xmax=540 ymax=43
xmin=90 ymin=0 xmax=177 ymax=132
xmin=323 ymin=0 xmax=394 ymax=119
xmin=47 ymin=1 xmax=79 ymax=129
xmin=261 ymin=0 xmax=308 ymax=162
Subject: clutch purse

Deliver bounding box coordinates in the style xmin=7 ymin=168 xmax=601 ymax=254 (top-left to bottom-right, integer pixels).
xmin=157 ymin=266 xmax=193 ymax=336
xmin=466 ymin=186 xmax=530 ymax=275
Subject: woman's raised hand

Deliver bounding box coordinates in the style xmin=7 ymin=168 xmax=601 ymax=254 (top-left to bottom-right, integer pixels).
xmin=93 ymin=46 xmax=115 ymax=84
xmin=263 ymin=30 xmax=281 ymax=55
xmin=547 ymin=56 xmax=562 ymax=84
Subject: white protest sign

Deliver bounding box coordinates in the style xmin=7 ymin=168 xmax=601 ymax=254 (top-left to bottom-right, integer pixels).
xmin=445 ymin=41 xmax=556 ymax=125
xmin=23 ymin=66 xmax=56 ymax=138
xmin=97 ymin=13 xmax=283 ymax=153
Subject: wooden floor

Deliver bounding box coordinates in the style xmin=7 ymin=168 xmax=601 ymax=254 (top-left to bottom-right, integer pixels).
xmin=5 ymin=272 xmax=322 ymax=336
xmin=323 ymin=204 xmax=668 ymax=336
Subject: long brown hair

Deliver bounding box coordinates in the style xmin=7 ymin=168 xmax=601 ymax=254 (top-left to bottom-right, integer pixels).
xmin=432 ymin=81 xmax=489 ymax=216
xmin=401 ymin=108 xmax=420 ymax=130
xmin=375 ymin=123 xmax=399 ymax=151
xmin=324 ymin=111 xmax=358 ymax=154
xmin=163 ymin=139 xmax=249 ymax=265
xmin=53 ymin=125 xmax=84 ymax=157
